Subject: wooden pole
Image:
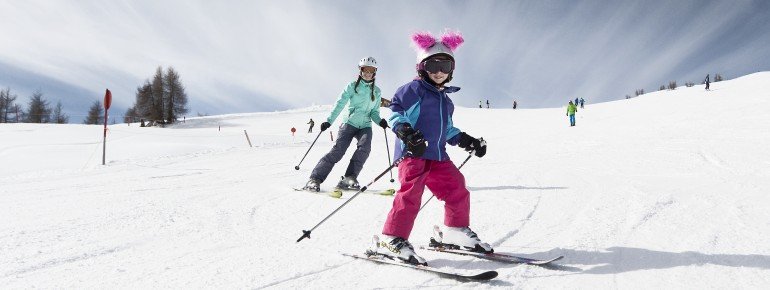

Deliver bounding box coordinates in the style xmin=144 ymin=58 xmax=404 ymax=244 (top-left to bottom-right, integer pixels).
xmin=244 ymin=130 xmax=253 ymax=147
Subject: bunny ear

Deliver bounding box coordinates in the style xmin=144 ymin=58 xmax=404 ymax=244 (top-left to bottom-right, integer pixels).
xmin=411 ymin=32 xmax=437 ymax=51
xmin=440 ymin=30 xmax=464 ymax=52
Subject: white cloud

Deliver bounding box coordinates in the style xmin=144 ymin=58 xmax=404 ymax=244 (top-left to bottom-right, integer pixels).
xmin=1 ymin=0 xmax=769 ymax=116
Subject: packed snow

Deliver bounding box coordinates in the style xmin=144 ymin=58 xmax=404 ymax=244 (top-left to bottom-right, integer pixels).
xmin=2 ymin=73 xmax=770 ymax=289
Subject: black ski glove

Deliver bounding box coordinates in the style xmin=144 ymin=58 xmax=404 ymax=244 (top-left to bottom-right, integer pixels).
xmin=396 ymin=124 xmax=426 ymax=157
xmin=378 ymin=118 xmax=389 ymax=129
xmin=320 ymin=121 xmax=331 ymax=131
xmin=458 ymin=132 xmax=487 ymax=158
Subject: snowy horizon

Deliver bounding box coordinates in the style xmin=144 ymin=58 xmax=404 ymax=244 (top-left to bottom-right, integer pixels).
xmin=2 ymin=72 xmax=770 ymax=288
xmin=2 ymin=0 xmax=770 ymax=122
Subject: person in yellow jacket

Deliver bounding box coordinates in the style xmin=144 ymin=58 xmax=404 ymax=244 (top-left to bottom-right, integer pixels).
xmin=567 ymin=100 xmax=577 ymax=127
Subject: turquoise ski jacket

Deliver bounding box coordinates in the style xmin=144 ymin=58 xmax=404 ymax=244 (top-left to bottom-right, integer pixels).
xmin=327 ymin=80 xmax=382 ymax=129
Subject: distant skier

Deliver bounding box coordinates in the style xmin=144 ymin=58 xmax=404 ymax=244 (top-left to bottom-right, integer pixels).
xmin=704 ymin=74 xmax=710 ymax=91
xmin=513 ymin=100 xmax=517 ymax=109
xmin=486 ymin=99 xmax=490 ymax=108
xmin=302 ymin=57 xmax=389 ymax=195
xmin=574 ymin=97 xmax=579 ymax=106
xmin=579 ymin=98 xmax=585 ymax=109
xmin=478 ymin=100 xmax=482 ymax=108
xmin=567 ymin=100 xmax=578 ymax=127
xmin=307 ymin=118 xmax=315 ymax=133
xmin=375 ymin=30 xmax=492 ymax=265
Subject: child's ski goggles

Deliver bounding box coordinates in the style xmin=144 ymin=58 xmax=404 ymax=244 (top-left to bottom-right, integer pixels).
xmin=419 ymin=59 xmax=454 ymax=74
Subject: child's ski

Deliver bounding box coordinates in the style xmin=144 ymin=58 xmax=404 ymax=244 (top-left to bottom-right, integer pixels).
xmin=421 ymin=240 xmax=563 ymax=265
xmin=342 ymin=252 xmax=498 ymax=281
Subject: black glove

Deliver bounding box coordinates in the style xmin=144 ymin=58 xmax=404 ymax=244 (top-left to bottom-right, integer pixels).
xmin=396 ymin=124 xmax=426 ymax=157
xmin=458 ymin=132 xmax=487 ymax=158
xmin=320 ymin=121 xmax=331 ymax=131
xmin=378 ymin=118 xmax=389 ymax=129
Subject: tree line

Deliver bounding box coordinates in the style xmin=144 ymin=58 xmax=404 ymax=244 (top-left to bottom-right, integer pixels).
xmin=0 ymin=65 xmax=189 ymax=125
xmin=0 ymin=88 xmax=69 ymax=123
xmin=626 ymin=73 xmax=724 ymax=99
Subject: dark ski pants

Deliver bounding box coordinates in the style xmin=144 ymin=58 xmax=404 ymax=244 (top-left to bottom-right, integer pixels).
xmin=310 ymin=123 xmax=372 ymax=183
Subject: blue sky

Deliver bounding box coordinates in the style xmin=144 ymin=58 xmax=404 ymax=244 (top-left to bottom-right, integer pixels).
xmin=1 ymin=0 xmax=769 ymax=121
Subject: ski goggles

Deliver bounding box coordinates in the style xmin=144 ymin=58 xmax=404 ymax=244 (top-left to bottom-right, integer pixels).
xmin=360 ymin=66 xmax=377 ymax=74
xmin=419 ymin=59 xmax=454 ymax=74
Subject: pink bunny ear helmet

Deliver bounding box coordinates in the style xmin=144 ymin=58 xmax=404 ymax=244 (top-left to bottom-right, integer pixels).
xmin=412 ymin=30 xmax=464 ymax=63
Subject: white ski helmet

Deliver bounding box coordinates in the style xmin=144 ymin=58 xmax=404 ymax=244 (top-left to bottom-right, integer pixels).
xmin=358 ymin=56 xmax=378 ymax=69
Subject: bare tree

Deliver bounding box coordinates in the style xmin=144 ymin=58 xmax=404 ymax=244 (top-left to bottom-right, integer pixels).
xmin=52 ymin=101 xmax=69 ymax=124
xmin=714 ymin=74 xmax=724 ymax=82
xmin=25 ymin=91 xmax=52 ymax=123
xmin=124 ymin=107 xmax=137 ymax=123
xmin=659 ymin=85 xmax=665 ymax=91
xmin=151 ymin=66 xmax=166 ymax=122
xmin=164 ymin=67 xmax=189 ymax=123
xmin=84 ymin=100 xmax=104 ymax=125
xmin=635 ymin=89 xmax=645 ymax=97
xmin=667 ymin=81 xmax=677 ymax=90
xmin=0 ymin=87 xmax=18 ymax=123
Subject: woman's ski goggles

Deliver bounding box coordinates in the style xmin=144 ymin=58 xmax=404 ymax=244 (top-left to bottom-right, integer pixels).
xmin=419 ymin=59 xmax=454 ymax=74
xmin=360 ymin=66 xmax=377 ymax=74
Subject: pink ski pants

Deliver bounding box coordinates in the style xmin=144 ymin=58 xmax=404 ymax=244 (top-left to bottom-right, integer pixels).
xmin=382 ymin=158 xmax=470 ymax=239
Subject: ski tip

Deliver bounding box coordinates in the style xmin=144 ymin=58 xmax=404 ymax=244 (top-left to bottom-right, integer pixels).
xmin=467 ymin=270 xmax=498 ymax=281
xmin=380 ymin=189 xmax=396 ymax=196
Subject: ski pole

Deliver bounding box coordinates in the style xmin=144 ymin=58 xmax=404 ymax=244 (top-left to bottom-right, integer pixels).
xmin=297 ymin=155 xmax=407 ymax=243
xmin=294 ymin=130 xmax=324 ymax=170
xmin=418 ymin=138 xmax=484 ymax=211
xmin=383 ymin=127 xmax=395 ymax=183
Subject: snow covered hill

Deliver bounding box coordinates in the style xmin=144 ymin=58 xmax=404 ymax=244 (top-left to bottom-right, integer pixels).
xmin=2 ymin=73 xmax=770 ymax=289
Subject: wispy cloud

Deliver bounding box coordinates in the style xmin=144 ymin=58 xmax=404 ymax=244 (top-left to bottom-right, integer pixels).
xmin=1 ymin=0 xmax=769 ymax=118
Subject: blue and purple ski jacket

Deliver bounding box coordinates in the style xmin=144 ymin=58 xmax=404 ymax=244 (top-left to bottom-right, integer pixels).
xmin=388 ymin=79 xmax=463 ymax=161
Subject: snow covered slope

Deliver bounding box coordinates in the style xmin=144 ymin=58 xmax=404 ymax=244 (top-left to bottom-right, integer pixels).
xmin=2 ymin=73 xmax=770 ymax=288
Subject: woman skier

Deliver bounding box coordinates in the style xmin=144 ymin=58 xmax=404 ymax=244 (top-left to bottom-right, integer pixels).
xmin=373 ymin=30 xmax=491 ymax=265
xmin=303 ymin=57 xmax=389 ymax=197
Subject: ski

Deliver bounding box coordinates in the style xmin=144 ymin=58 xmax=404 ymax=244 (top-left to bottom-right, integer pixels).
xmin=293 ymin=187 xmax=343 ymax=198
xmin=293 ymin=187 xmax=394 ymax=198
xmin=342 ymin=252 xmax=498 ymax=281
xmin=333 ymin=188 xmax=395 ymax=197
xmin=420 ymin=241 xmax=563 ymax=266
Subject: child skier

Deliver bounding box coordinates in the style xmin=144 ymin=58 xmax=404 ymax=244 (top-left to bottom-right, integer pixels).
xmin=374 ymin=30 xmax=491 ymax=265
xmin=303 ymin=57 xmax=389 ymax=196
xmin=567 ymin=100 xmax=577 ymax=126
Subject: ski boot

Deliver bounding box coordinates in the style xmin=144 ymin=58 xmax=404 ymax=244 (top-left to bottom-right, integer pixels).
xmin=336 ymin=176 xmax=361 ymax=191
xmin=331 ymin=176 xmax=360 ymax=197
xmin=303 ymin=179 xmax=321 ymax=192
xmin=430 ymin=225 xmax=493 ymax=253
xmin=368 ymin=235 xmax=427 ymax=266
